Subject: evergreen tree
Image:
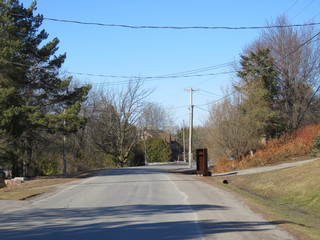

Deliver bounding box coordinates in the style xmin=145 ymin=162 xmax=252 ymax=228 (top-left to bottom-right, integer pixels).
xmin=146 ymin=138 xmax=172 ymax=163
xmin=249 ymin=16 xmax=320 ymax=130
xmin=235 ymin=48 xmax=284 ymax=138
xmin=0 ymin=0 xmax=91 ymax=175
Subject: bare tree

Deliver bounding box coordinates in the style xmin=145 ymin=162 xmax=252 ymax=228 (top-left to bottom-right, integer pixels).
xmin=249 ymin=15 xmax=320 ymax=130
xmin=88 ymin=79 xmax=152 ymax=167
xmin=138 ymin=102 xmax=168 ymax=130
xmin=164 ymin=107 xmax=179 ymax=134
xmin=205 ymin=93 xmax=262 ymax=160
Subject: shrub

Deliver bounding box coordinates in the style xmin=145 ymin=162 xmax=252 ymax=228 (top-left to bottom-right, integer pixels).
xmin=127 ymin=141 xmax=145 ymax=166
xmin=128 ymin=138 xmax=173 ymax=166
xmin=146 ymin=138 xmax=172 ymax=163
xmin=212 ymin=157 xmax=237 ymax=173
xmin=214 ymin=124 xmax=320 ymax=173
xmin=37 ymin=156 xmax=60 ymax=176
xmin=311 ymin=134 xmax=320 ymax=156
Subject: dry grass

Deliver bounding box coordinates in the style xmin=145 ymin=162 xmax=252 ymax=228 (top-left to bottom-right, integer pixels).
xmin=207 ymin=159 xmax=320 ymax=240
xmin=213 ymin=124 xmax=320 ymax=173
xmin=0 ymin=178 xmax=76 ymax=200
xmin=0 ymin=171 xmax=96 ymax=200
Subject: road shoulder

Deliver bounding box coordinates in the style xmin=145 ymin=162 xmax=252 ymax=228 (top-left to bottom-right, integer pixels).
xmin=169 ymin=173 xmax=295 ymax=240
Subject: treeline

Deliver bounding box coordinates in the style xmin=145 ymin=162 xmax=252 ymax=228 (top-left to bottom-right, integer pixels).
xmin=203 ymin=16 xmax=320 ymax=164
xmin=0 ymin=1 xmax=175 ymax=176
xmin=2 ymin=1 xmax=320 ymax=176
xmin=0 ymin=1 xmax=91 ymax=176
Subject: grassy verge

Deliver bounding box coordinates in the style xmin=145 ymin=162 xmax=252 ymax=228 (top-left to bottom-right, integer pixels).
xmin=201 ymin=160 xmax=320 ymax=240
xmin=0 ymin=187 xmax=52 ymax=200
xmin=0 ymin=178 xmax=75 ymax=200
xmin=0 ymin=170 xmax=96 ymax=200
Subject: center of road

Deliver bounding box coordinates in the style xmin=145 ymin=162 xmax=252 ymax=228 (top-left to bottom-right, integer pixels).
xmin=0 ymin=164 xmax=294 ymax=240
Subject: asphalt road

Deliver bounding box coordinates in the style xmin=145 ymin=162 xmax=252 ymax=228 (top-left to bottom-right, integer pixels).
xmin=0 ymin=163 xmax=294 ymax=240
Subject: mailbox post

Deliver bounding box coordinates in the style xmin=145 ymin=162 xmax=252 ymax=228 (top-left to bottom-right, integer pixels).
xmin=196 ymin=149 xmax=209 ymax=176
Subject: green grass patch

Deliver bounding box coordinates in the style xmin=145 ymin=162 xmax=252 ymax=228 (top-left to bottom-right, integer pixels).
xmin=210 ymin=160 xmax=320 ymax=240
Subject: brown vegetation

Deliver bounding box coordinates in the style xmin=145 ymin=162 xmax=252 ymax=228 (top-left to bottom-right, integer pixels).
xmin=0 ymin=171 xmax=95 ymax=200
xmin=213 ymin=124 xmax=320 ymax=173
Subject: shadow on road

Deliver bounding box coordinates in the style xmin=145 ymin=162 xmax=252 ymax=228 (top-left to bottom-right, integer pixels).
xmin=1 ymin=204 xmax=287 ymax=240
xmin=97 ymin=167 xmax=165 ymax=176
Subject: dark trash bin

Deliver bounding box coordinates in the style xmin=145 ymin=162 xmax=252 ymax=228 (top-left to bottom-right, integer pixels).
xmin=196 ymin=149 xmax=209 ymax=176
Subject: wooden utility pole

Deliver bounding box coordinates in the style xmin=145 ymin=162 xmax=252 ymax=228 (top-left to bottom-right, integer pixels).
xmin=184 ymin=88 xmax=198 ymax=168
xmin=143 ymin=129 xmax=148 ymax=166
xmin=63 ymin=118 xmax=67 ymax=175
xmin=62 ymin=87 xmax=69 ymax=175
xmin=182 ymin=120 xmax=186 ymax=163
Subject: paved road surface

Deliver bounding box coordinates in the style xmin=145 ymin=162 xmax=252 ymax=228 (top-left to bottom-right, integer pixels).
xmin=0 ymin=164 xmax=294 ymax=239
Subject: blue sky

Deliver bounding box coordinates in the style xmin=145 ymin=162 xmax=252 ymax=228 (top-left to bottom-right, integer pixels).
xmin=19 ymin=0 xmax=320 ymax=126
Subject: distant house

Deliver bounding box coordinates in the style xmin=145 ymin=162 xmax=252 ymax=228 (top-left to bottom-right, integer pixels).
xmin=142 ymin=129 xmax=176 ymax=143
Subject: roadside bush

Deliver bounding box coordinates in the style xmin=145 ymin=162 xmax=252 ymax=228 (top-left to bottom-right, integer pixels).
xmin=212 ymin=157 xmax=236 ymax=173
xmin=311 ymin=134 xmax=320 ymax=156
xmin=127 ymin=138 xmax=172 ymax=166
xmin=213 ymin=124 xmax=320 ymax=173
xmin=146 ymin=138 xmax=172 ymax=163
xmin=127 ymin=141 xmax=145 ymax=166
xmin=37 ymin=156 xmax=60 ymax=176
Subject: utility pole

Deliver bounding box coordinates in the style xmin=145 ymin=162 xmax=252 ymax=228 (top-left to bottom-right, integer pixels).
xmin=143 ymin=129 xmax=148 ymax=166
xmin=63 ymin=118 xmax=67 ymax=175
xmin=63 ymin=87 xmax=68 ymax=176
xmin=184 ymin=88 xmax=198 ymax=168
xmin=182 ymin=120 xmax=186 ymax=163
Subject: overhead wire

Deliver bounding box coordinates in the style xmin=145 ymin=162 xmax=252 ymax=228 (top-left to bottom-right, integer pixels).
xmin=194 ymin=29 xmax=320 ymax=108
xmin=312 ymin=10 xmax=320 ymax=20
xmin=284 ymin=0 xmax=299 ymax=14
xmin=195 ymin=90 xmax=237 ymax=107
xmin=10 ymin=13 xmax=320 ymax=30
xmin=4 ymin=12 xmax=320 ymax=117
xmin=151 ymin=62 xmax=233 ymax=78
xmin=275 ymin=30 xmax=320 ymax=65
xmin=199 ymin=89 xmax=223 ymax=96
xmin=4 ymin=13 xmax=318 ymax=86
xmin=291 ymin=0 xmax=315 ymax=21
xmin=0 ymin=57 xmax=236 ymax=85
xmin=3 ymin=30 xmax=319 ymax=110
xmin=194 ymin=105 xmax=210 ymax=113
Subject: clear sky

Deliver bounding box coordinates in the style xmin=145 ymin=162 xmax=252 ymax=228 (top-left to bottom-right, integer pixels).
xmin=19 ymin=0 xmax=320 ymax=126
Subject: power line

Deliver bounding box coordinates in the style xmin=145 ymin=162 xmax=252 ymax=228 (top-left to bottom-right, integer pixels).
xmin=196 ymin=30 xmax=320 ymax=108
xmin=291 ymin=0 xmax=315 ymax=21
xmin=312 ymin=10 xmax=320 ymax=20
xmin=152 ymin=92 xmax=185 ymax=99
xmin=196 ymin=90 xmax=237 ymax=107
xmin=10 ymin=13 xmax=320 ymax=30
xmin=275 ymin=30 xmax=320 ymax=64
xmin=199 ymin=89 xmax=223 ymax=96
xmin=152 ymin=62 xmax=233 ymax=78
xmin=66 ymin=70 xmax=235 ymax=86
xmin=194 ymin=105 xmax=210 ymax=113
xmin=285 ymin=0 xmax=299 ymax=14
xmin=2 ymin=24 xmax=318 ymax=93
xmin=167 ymin=105 xmax=189 ymax=110
xmin=0 ymin=58 xmax=235 ymax=85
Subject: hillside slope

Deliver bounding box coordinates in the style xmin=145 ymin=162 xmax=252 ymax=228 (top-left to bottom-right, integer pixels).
xmin=210 ymin=159 xmax=320 ymax=240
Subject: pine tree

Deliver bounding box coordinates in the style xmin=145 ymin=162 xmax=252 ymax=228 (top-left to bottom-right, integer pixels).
xmin=235 ymin=48 xmax=284 ymax=138
xmin=0 ymin=0 xmax=91 ymax=175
